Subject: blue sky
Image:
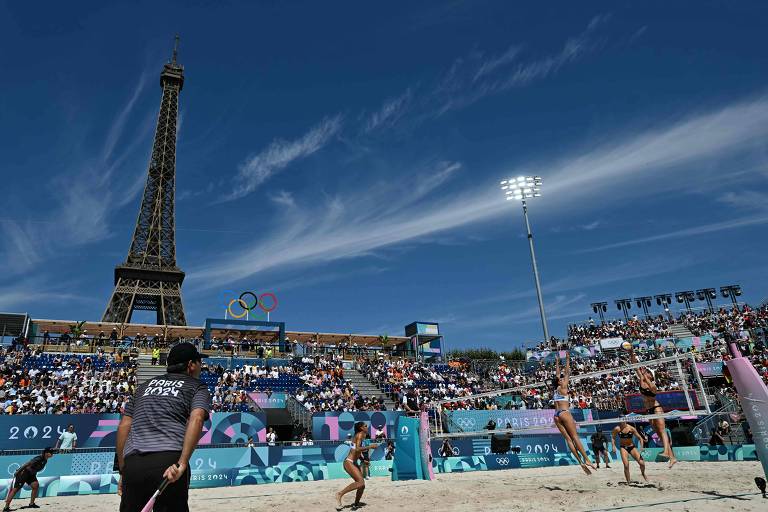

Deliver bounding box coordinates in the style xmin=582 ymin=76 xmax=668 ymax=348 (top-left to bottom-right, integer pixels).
xmin=2 ymin=2 xmax=768 ymax=350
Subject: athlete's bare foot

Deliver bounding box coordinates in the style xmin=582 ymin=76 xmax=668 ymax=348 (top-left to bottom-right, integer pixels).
xmin=668 ymin=457 xmax=678 ymax=468
xmin=586 ymin=459 xmax=597 ymax=471
xmin=335 ymin=492 xmax=343 ymax=510
xmin=580 ymin=463 xmax=592 ymax=475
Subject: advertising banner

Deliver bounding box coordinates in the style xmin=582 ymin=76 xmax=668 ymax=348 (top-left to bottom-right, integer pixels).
xmin=696 ymin=361 xmax=724 ymax=378
xmin=0 ymin=412 xmax=267 ymax=450
xmin=248 ymin=392 xmax=287 ymax=408
xmin=599 ymin=337 xmax=625 ymax=350
xmin=312 ymin=411 xmax=404 ymax=441
xmin=445 ymin=408 xmax=588 ymax=434
xmin=624 ymin=390 xmax=700 ymax=413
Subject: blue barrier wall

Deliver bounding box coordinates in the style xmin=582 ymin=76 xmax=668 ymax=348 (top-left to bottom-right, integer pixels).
xmin=0 ymin=435 xmax=758 ymax=499
xmin=312 ymin=411 xmax=404 ymax=441
xmin=0 ymin=412 xmax=267 ymax=450
xmin=0 ymin=441 xmax=391 ymax=499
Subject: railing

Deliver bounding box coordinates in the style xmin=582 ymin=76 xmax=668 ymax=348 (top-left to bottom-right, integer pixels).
xmin=286 ymin=394 xmax=312 ymax=432
xmin=691 ymin=397 xmax=743 ymax=444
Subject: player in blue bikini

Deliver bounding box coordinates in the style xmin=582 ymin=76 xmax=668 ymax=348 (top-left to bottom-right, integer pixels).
xmin=552 ymin=353 xmax=596 ymax=475
xmin=335 ymin=422 xmax=379 ymax=511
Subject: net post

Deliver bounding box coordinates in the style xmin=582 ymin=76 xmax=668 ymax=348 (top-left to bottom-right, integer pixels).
xmin=674 ymin=354 xmax=695 ymax=414
xmin=689 ymin=352 xmax=711 ymax=414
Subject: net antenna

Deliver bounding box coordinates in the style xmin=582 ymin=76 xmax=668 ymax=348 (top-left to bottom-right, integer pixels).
xmin=431 ymin=351 xmax=715 ymax=439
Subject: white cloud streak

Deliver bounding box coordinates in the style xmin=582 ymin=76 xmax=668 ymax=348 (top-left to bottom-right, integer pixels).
xmin=190 ymin=92 xmax=768 ymax=288
xmin=579 ymin=214 xmax=768 ymax=253
xmin=0 ymin=72 xmax=153 ymax=274
xmin=433 ymin=15 xmax=609 ymax=115
xmin=224 ymin=116 xmax=342 ymax=201
xmin=364 ymin=89 xmax=413 ymax=133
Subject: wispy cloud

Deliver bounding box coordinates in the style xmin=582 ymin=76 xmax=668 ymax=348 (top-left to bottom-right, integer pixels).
xmin=0 ymin=71 xmax=154 ymax=274
xmin=270 ymin=190 xmax=296 ymax=208
xmin=189 ymin=160 xmax=485 ymax=286
xmin=101 ymin=72 xmax=148 ymax=163
xmin=191 ymin=92 xmax=768 ymax=288
xmin=359 ymin=15 xmax=611 ymax=134
xmin=472 ymin=45 xmax=521 ymax=83
xmin=526 ymin=95 xmax=768 ymax=206
xmin=579 ymin=214 xmax=768 ymax=253
xmin=432 ymin=14 xmax=610 ymax=115
xmin=717 ymin=190 xmax=768 ymax=211
xmin=470 ymin=256 xmax=699 ymax=308
xmin=223 ymin=115 xmax=343 ymax=201
xmin=364 ymin=89 xmax=413 ymax=133
xmin=458 ymin=293 xmax=587 ymax=329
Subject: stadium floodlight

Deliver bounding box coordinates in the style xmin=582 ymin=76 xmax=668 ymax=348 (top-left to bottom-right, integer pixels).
xmin=720 ymin=285 xmax=742 ymax=307
xmin=590 ymin=301 xmax=608 ymax=324
xmin=634 ymin=296 xmax=653 ymax=319
xmin=500 ymin=175 xmax=549 ymax=344
xmin=655 ymin=293 xmax=674 ymax=321
xmin=615 ymin=298 xmax=632 ymax=322
xmin=675 ymin=290 xmax=696 ymax=313
xmin=696 ymin=288 xmax=717 ymax=313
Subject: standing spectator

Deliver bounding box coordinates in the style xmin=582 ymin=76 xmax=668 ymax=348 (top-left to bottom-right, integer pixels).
xmin=266 ymin=428 xmax=277 ymax=445
xmin=56 ymin=424 xmax=78 ymax=451
xmin=151 ymin=347 xmax=160 ymax=366
xmin=116 ymin=343 xmax=211 ymax=512
xmin=245 ymin=436 xmax=254 ymax=447
xmin=3 ymin=447 xmax=55 ymax=511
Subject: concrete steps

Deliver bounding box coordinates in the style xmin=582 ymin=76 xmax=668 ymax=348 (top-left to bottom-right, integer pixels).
xmin=136 ymin=354 xmax=167 ymax=382
xmin=345 ymin=368 xmax=398 ymax=410
xmin=669 ymin=323 xmax=695 ymax=339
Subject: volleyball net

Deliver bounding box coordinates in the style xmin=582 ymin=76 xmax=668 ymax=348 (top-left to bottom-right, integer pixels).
xmin=431 ymin=351 xmax=714 ymax=439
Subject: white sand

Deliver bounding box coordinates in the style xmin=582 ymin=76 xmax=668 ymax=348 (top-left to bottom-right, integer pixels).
xmin=23 ymin=461 xmax=767 ymax=511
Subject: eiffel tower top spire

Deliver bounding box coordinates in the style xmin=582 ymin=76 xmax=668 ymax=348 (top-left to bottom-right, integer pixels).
xmin=172 ymin=34 xmax=180 ymax=65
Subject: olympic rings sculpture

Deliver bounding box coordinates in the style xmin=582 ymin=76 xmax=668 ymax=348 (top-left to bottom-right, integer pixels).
xmin=226 ymin=291 xmax=278 ymax=319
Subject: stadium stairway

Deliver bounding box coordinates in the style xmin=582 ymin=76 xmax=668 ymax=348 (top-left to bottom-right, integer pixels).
xmin=136 ymin=353 xmax=167 ymax=383
xmin=345 ymin=368 xmax=399 ymax=410
xmin=669 ymin=323 xmax=695 ymax=339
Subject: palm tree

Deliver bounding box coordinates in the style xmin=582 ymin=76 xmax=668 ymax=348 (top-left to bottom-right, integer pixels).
xmin=378 ymin=335 xmax=390 ymax=357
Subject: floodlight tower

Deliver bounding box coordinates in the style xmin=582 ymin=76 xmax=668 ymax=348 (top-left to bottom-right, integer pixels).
xmin=696 ymin=288 xmax=718 ymax=314
xmin=500 ymin=176 xmax=549 ymax=344
xmin=720 ymin=285 xmax=743 ymax=308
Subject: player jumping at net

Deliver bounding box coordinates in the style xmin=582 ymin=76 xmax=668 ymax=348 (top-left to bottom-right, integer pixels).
xmin=552 ymin=353 xmax=596 ymax=475
xmin=611 ymin=420 xmax=648 ymax=484
xmin=335 ymin=422 xmax=379 ymax=511
xmin=630 ymin=348 xmax=677 ymax=468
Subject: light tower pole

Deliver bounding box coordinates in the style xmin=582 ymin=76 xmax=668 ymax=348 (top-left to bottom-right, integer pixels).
xmin=500 ymin=176 xmax=549 ymax=345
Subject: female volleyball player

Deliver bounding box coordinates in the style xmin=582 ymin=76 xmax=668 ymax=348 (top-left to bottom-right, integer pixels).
xmin=335 ymin=422 xmax=379 ymax=510
xmin=611 ymin=420 xmax=648 ymax=484
xmin=630 ymin=348 xmax=677 ymax=467
xmin=552 ymin=354 xmax=596 ymax=475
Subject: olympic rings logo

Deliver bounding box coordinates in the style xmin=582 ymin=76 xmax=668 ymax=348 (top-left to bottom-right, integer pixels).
xmin=496 ymin=457 xmax=510 ymax=466
xmin=225 ymin=291 xmax=278 ymax=319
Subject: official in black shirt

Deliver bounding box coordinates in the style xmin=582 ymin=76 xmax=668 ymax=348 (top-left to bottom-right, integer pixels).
xmin=117 ymin=343 xmax=211 ymax=512
xmin=590 ymin=430 xmax=611 ymax=468
xmin=3 ymin=447 xmax=54 ymax=511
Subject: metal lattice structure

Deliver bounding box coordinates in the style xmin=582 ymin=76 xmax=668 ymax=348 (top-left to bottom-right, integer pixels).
xmin=102 ymin=36 xmax=187 ymax=326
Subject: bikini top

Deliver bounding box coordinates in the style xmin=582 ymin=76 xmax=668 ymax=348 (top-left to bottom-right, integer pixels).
xmin=639 ymin=386 xmax=656 ymax=398
xmin=618 ymin=430 xmax=634 ymax=439
xmin=553 ymin=390 xmax=569 ymax=402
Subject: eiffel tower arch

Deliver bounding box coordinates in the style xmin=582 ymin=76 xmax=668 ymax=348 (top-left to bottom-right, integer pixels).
xmin=102 ymin=36 xmax=187 ymax=326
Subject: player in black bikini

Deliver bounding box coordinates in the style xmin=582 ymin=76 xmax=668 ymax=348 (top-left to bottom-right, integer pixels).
xmin=630 ymin=348 xmax=677 ymax=467
xmin=611 ymin=421 xmax=648 ymax=484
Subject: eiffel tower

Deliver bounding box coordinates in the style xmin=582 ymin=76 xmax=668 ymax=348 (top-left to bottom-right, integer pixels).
xmin=102 ymin=36 xmax=187 ymax=326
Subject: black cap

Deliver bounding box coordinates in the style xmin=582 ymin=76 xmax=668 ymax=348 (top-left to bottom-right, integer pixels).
xmin=167 ymin=343 xmax=207 ymax=366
